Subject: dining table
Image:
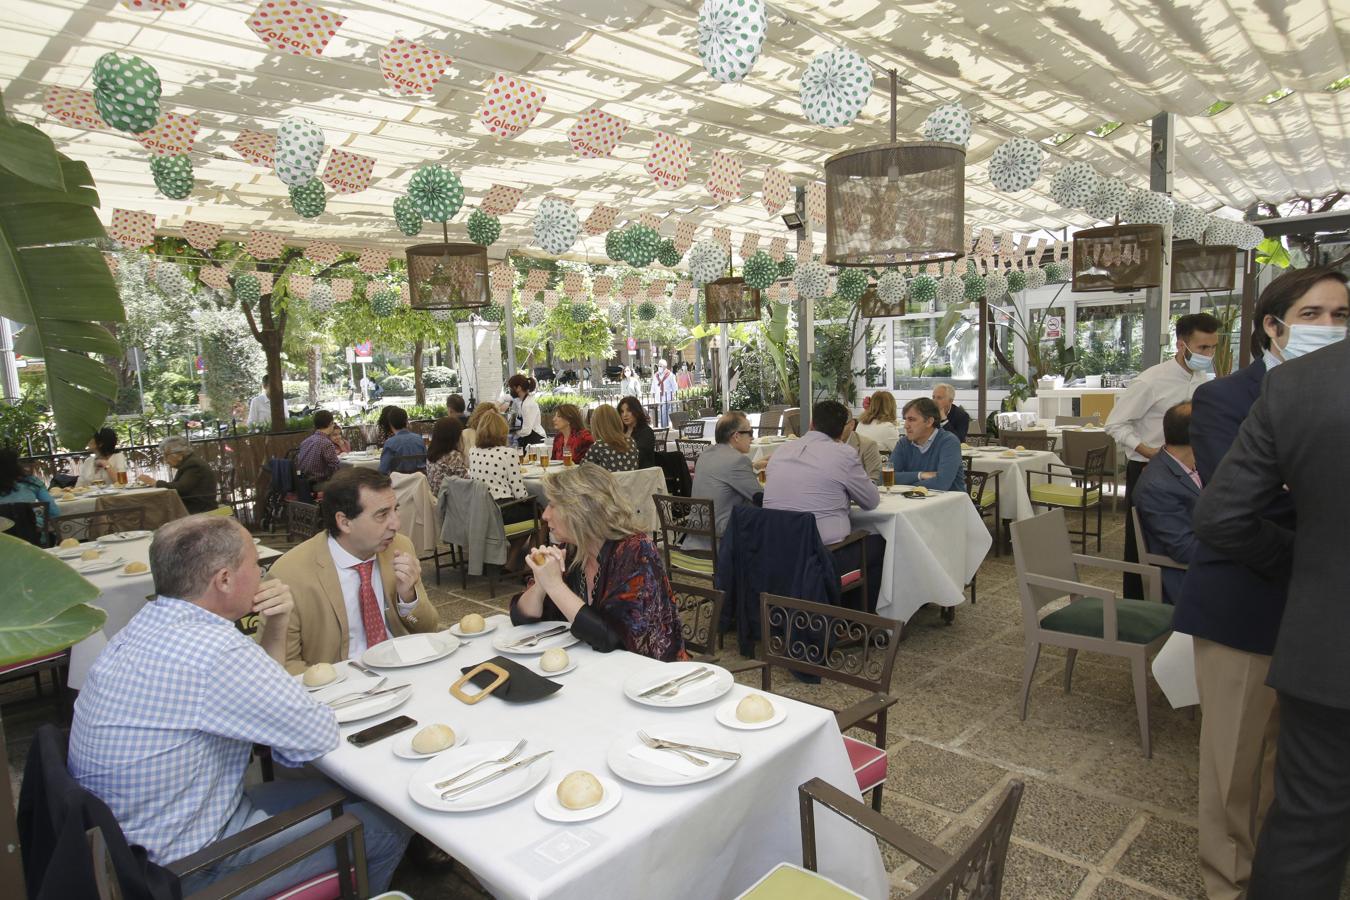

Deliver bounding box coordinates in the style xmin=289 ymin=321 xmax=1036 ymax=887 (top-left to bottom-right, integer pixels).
xmin=519 ymin=464 xmax=667 ymax=533
xmin=311 ymin=614 xmax=888 ymax=900
xmin=339 ymin=450 xmax=383 ymax=470
xmin=964 ymin=447 xmax=1062 ymax=524
xmin=54 ymin=485 xmax=190 ymax=533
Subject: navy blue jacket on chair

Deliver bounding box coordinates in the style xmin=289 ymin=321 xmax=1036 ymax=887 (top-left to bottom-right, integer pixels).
xmin=1131 ymin=450 xmax=1201 ymax=604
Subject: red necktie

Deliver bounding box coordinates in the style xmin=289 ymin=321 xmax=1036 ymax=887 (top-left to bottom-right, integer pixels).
xmin=354 ymin=560 xmax=389 ymax=647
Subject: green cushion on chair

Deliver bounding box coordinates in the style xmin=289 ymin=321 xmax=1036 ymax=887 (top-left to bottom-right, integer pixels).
xmin=971 ymin=489 xmax=997 ymax=509
xmin=669 ymin=549 xmax=716 ymax=575
xmin=205 ymin=505 xmax=234 ymax=517
xmin=1041 ymin=597 xmax=1173 ymax=644
xmin=736 ymin=863 xmax=865 ymax=899
xmin=1029 ymin=484 xmax=1100 ymax=507
xmin=503 ymin=520 xmax=536 ymax=538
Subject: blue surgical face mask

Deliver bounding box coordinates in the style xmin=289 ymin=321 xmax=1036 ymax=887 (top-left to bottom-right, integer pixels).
xmin=1183 ymin=345 xmax=1214 ymax=373
xmin=1275 ymin=318 xmax=1348 ymax=360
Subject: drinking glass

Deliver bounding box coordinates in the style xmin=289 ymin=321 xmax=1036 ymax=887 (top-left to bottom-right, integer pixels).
xmin=881 ymin=464 xmax=895 ymax=492
xmin=562 ymin=446 xmax=573 ymax=467
xmin=116 ymin=470 xmax=128 ymax=486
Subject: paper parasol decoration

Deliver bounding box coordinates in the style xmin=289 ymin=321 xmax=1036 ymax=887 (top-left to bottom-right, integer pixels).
xmin=877 ymin=270 xmax=907 ymax=304
xmin=1007 ymin=270 xmax=1027 ymax=293
xmin=92 ymin=52 xmax=161 ymax=134
xmin=533 ymin=199 xmax=580 ymax=255
xmin=308 ymin=281 xmax=335 ymax=312
xmin=1125 ymin=189 xmax=1174 ymax=227
xmin=1203 ymin=217 xmax=1239 ymax=247
xmin=836 ymin=268 xmax=868 ymax=302
xmin=908 ymin=273 xmax=937 ymax=304
xmin=658 ymin=240 xmax=683 ymax=268
xmin=623 ymin=224 xmax=662 ymax=267
xmin=1172 ymin=203 xmax=1206 ymax=242
xmin=274 ymin=116 xmax=324 ymax=187
xmin=636 ymin=300 xmax=658 ymax=321
xmin=467 ymin=209 xmax=501 ymax=246
xmin=568 ymin=107 xmax=628 ymax=158
xmin=289 ymin=178 xmax=326 ymax=218
xmin=369 ymin=286 xmax=399 ymax=318
xmin=800 ymin=48 xmax=872 ymax=128
xmin=777 ymin=257 xmax=796 ymax=279
xmin=984 ymin=270 xmax=1008 ymax=300
xmin=742 ymin=251 xmax=777 ymax=290
xmin=936 ymin=274 xmax=965 ymax=306
xmin=687 ymin=239 xmax=728 ymax=285
xmin=988 ymin=138 xmax=1042 ymax=192
xmin=479 ymin=74 xmax=545 ymax=139
xmin=697 ymin=0 xmax=767 ymax=83
xmin=1086 ymin=176 xmax=1129 ymax=221
xmin=1049 ymin=161 xmax=1100 ymax=208
xmin=1233 ymin=223 xmax=1264 ymax=251
xmin=1025 ymin=267 xmax=1047 ymax=290
xmin=605 ymin=230 xmax=630 ymax=263
xmin=795 ymin=260 xmax=830 ymax=299
xmin=408 ymin=165 xmax=464 ymax=223
xmin=149 ymin=154 xmax=192 ymax=199
xmin=922 ymin=103 xmax=972 ymax=147
xmin=234 ymin=273 xmax=262 ymax=305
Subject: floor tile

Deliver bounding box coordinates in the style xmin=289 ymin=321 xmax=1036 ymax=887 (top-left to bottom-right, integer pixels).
xmin=1113 ymin=815 xmax=1206 ymax=899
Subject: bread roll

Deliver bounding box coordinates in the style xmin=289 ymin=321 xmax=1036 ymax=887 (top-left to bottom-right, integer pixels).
xmin=735 ymin=694 xmax=775 ymax=723
xmin=60 ymin=537 xmax=80 ymax=549
xmin=80 ymin=549 xmax=101 ymax=561
xmin=459 ymin=613 xmax=486 ymax=634
xmin=540 ymin=648 xmax=570 ymax=673
xmin=302 ymin=662 xmax=337 ymax=687
xmin=122 ymin=561 xmax=149 ymax=575
xmin=1015 ymin=445 xmax=1026 ymax=451
xmin=411 ymin=724 xmax=455 ymax=754
xmin=556 ymin=771 xmax=604 ymax=810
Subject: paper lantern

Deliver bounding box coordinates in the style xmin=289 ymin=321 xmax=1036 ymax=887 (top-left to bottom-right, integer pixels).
xmin=742 ymin=251 xmax=777 ymax=290
xmin=636 ymin=300 xmax=658 ymax=321
xmin=569 ymin=302 xmax=592 ymax=324
xmin=391 ymin=196 xmax=423 ymax=237
xmin=688 ymin=239 xmax=728 ymax=285
xmin=776 ymin=257 xmax=796 ymax=280
xmin=408 ymin=165 xmax=464 ymax=223
xmin=657 ymin=240 xmax=683 ymax=268
xmin=836 ymin=268 xmax=868 ymax=302
xmin=962 ymin=273 xmax=985 ymax=301
xmin=799 ymin=48 xmax=872 ymax=128
xmin=1172 ymin=203 xmax=1206 ymax=242
xmin=1049 ymin=161 xmax=1099 ymax=208
xmin=1025 ymin=267 xmax=1047 ymax=290
xmin=1007 ymin=270 xmax=1028 ymax=293
xmin=605 ymin=230 xmax=630 ymax=263
xmin=988 ymin=138 xmax=1042 ymax=192
xmin=623 ymin=224 xmax=662 ymax=267
xmin=984 ymin=270 xmax=1008 ymax=300
xmin=937 ymin=274 xmax=964 ymax=306
xmin=1043 ymin=262 xmax=1067 ymax=283
xmin=92 ymin=52 xmax=161 ymax=134
xmin=1125 ymin=190 xmax=1174 ymax=227
xmin=274 ymin=117 xmax=324 ymax=187
xmin=697 ymin=0 xmax=766 ymax=84
xmin=289 ymin=178 xmax=326 ymax=218
xmin=467 ymin=209 xmax=501 ymax=246
xmin=149 ymin=154 xmax=192 ymax=199
xmin=308 ymin=281 xmax=334 ymax=313
xmin=532 ymin=199 xmax=580 ymax=256
xmin=921 ymin=103 xmax=972 ymax=147
xmin=877 ymin=270 xmax=907 ymax=304
xmin=908 ymin=273 xmax=937 ymax=304
xmin=1086 ymin=177 xmax=1129 ymax=221
xmin=1234 ymin=223 xmax=1264 ymax=251
xmin=795 ymin=260 xmax=830 ymax=299
xmin=370 ymin=286 xmax=399 ymax=317
xmin=234 ymin=273 xmax=261 ymax=304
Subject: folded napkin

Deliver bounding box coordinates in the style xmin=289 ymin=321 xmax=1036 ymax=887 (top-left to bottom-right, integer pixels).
xmin=628 ymin=743 xmax=707 ymax=777
xmin=392 ymin=634 xmax=442 ymax=662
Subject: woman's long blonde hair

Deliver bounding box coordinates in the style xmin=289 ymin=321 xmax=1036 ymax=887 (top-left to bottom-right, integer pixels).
xmin=589 ymin=404 xmax=631 ymax=453
xmin=543 ymin=463 xmax=644 ymax=568
xmin=859 ymin=390 xmax=897 ymax=425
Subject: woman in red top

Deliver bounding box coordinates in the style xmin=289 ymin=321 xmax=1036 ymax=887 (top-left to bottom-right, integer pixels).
xmin=550 ymin=403 xmax=594 ymax=462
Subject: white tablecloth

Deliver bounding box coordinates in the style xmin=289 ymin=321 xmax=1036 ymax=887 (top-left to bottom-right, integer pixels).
xmin=749 ymin=437 xmax=792 ymax=465
xmin=67 ymin=536 xmax=281 ymax=688
xmin=56 ymin=485 xmax=176 ymax=517
xmin=965 ymin=449 xmax=1061 ymax=523
xmin=849 ymin=491 xmax=991 ymax=622
xmin=339 ymin=452 xmax=381 ymax=470
xmin=313 ymin=614 xmax=887 ymax=900
xmin=523 ymin=466 xmax=668 ymax=533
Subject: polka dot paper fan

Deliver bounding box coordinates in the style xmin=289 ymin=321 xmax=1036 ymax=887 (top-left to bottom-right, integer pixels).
xmin=1125 ymin=190 xmax=1174 ymax=227
xmin=1172 ymin=203 xmax=1205 ymax=242
xmin=836 ymin=268 xmax=868 ymax=302
xmin=937 ymin=274 xmax=965 ymax=306
xmin=467 ymin=209 xmax=501 ymax=246
xmin=658 ymin=240 xmax=683 ymax=268
xmin=149 ymin=154 xmax=193 ymax=200
xmin=1025 ymin=267 xmax=1047 ymax=290
xmin=795 ymin=260 xmax=830 ymax=299
xmin=1006 ymin=270 xmax=1027 ymax=293
xmin=988 ymin=138 xmax=1042 ymax=192
xmin=688 ymin=239 xmax=728 ymax=285
xmin=407 ymin=165 xmax=464 ymax=223
xmin=984 ymin=270 xmax=1008 ymax=300
xmin=1086 ymin=177 xmax=1129 ymax=221
xmin=307 ymin=281 xmax=334 ymax=313
xmin=742 ymin=251 xmax=777 ymax=290
xmin=800 ymin=47 xmax=872 ymax=128
xmin=623 ymin=224 xmax=662 ymax=267
xmin=533 ymin=199 xmax=580 ymax=255
xmin=1049 ymin=161 xmax=1100 ymax=209
xmin=922 ymin=103 xmax=972 ymax=147
xmin=1233 ymin=223 xmax=1264 ymax=251
xmin=908 ymin=273 xmax=937 ymax=304
xmin=393 ymin=196 xmax=423 ymax=236
xmin=274 ymin=116 xmax=324 ymax=187
xmin=697 ymin=0 xmax=767 ymax=84
xmin=877 ymin=270 xmax=907 ymax=304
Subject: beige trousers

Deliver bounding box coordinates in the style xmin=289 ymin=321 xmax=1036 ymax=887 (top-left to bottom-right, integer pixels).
xmin=1194 ymin=638 xmax=1280 ymax=900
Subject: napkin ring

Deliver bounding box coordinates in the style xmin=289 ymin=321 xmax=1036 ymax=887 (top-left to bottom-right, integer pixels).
xmin=450 ymin=662 xmax=510 ymax=704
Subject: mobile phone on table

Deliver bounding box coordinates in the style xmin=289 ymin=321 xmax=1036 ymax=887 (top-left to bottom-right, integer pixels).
xmin=347 ymin=715 xmax=417 ymax=748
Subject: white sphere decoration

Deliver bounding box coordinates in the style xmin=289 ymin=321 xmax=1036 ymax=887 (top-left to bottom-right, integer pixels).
xmin=1086 ymin=177 xmax=1129 ymax=221
xmin=1024 ymin=267 xmax=1047 ymax=290
xmin=1125 ymin=190 xmax=1174 ymax=227
xmin=987 ymin=137 xmax=1043 ymax=192
xmin=687 ymin=239 xmax=728 ymax=284
xmin=794 ymin=260 xmax=830 ymax=299
xmin=936 ymin=274 xmax=964 ymax=306
xmin=876 ymin=270 xmax=907 ymax=304
xmin=533 ymin=199 xmax=580 ymax=255
xmin=308 ymin=281 xmax=335 ymax=313
xmin=921 ymin=102 xmax=973 ymax=147
xmin=984 ymin=270 xmax=1008 ymax=300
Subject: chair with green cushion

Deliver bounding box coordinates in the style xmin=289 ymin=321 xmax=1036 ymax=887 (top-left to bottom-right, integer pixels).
xmin=963 ymin=460 xmax=1001 ymax=558
xmin=1025 ymin=445 xmax=1106 ymax=552
xmin=653 ymin=493 xmax=718 ymax=585
xmin=1011 ymin=509 xmax=1170 ymax=757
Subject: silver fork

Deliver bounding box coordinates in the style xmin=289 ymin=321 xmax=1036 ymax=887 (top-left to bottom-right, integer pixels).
xmin=636 ymin=731 xmax=708 ymax=767
xmin=348 ymin=661 xmax=380 ymax=678
xmin=504 ymin=625 xmax=569 ymax=649
xmin=637 ymin=730 xmax=741 ymax=761
xmin=439 ymin=751 xmax=552 ymax=799
xmin=322 ymin=675 xmax=386 ymax=703
xmin=432 ymin=739 xmax=527 ymax=791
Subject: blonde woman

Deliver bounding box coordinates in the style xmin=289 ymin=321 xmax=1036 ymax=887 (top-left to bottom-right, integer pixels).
xmin=513 ymin=464 xmax=685 ymax=660
xmin=583 ymin=405 xmax=640 ymax=472
xmin=855 ymin=390 xmax=901 ymax=453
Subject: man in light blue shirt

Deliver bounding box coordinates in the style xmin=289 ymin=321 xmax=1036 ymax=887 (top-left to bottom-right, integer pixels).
xmin=378 ymin=406 xmax=426 ymax=474
xmin=888 ymin=397 xmax=965 ymax=492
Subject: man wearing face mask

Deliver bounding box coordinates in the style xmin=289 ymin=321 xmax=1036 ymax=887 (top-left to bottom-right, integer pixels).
xmin=1174 ymin=266 xmax=1349 ymax=900
xmin=1106 ymin=312 xmax=1222 ymax=597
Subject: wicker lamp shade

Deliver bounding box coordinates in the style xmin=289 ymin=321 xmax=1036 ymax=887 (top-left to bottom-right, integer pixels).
xmin=1070 ymin=224 xmax=1164 ymax=292
xmin=860 ymin=285 xmax=907 ymax=319
xmin=405 ymin=242 xmax=489 ymax=309
xmin=824 ymin=141 xmax=965 ymax=267
xmin=1171 ymin=240 xmax=1239 ymax=294
xmin=703 ymin=277 xmax=761 ymax=323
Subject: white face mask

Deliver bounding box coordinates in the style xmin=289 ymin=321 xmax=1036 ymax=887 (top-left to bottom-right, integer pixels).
xmin=1275 ymin=319 xmax=1348 ymax=360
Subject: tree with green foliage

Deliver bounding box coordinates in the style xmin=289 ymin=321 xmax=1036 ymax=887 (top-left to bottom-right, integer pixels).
xmin=546 ymin=302 xmax=615 ymax=362
xmin=327 ymin=295 xmax=456 ymax=406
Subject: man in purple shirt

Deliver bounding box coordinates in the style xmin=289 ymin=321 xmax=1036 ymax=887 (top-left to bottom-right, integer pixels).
xmin=296 ymin=409 xmax=341 ymax=484
xmin=763 ymin=400 xmax=886 ymax=611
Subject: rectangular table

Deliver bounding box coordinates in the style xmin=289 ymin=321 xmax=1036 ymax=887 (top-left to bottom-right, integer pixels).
xmin=314 ymin=615 xmax=888 ymax=900
xmin=55 ymin=486 xmax=189 ymax=533
xmin=339 ymin=451 xmax=382 ymax=470
xmin=965 ymin=448 xmax=1061 ymax=524
xmin=849 ymin=490 xmax=991 ymax=622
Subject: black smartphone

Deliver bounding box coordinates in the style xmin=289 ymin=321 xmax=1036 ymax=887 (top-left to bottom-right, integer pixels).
xmin=347 ymin=715 xmax=417 ymax=748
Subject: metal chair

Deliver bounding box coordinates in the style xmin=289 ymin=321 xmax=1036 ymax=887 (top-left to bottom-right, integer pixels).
xmin=669 ymin=411 xmax=690 ymax=432
xmin=650 ymin=427 xmax=670 ymax=449
xmin=1025 ymin=445 xmax=1106 ymax=552
xmin=285 ymin=500 xmax=324 ymax=544
xmin=999 ymin=429 xmax=1057 ymax=453
xmin=1061 ymin=429 xmax=1119 ymax=506
xmin=680 ymin=420 xmax=708 ymax=439
xmin=50 ymin=507 xmax=147 ymax=543
xmin=653 ymin=494 xmax=718 ymax=584
xmin=964 ymin=461 xmax=1001 ymax=559
xmin=675 ymin=439 xmax=711 ymax=472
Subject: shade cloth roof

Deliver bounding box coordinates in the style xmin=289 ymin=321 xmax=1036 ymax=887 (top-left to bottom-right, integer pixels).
xmin=1 ymin=0 xmax=1345 ymax=255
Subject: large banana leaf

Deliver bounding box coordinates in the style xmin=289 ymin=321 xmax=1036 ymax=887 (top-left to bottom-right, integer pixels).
xmin=0 ymin=87 xmax=124 ymax=449
xmin=0 ymin=534 xmax=107 ymax=666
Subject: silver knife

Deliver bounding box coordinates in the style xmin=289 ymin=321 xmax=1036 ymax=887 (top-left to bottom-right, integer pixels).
xmin=646 ymin=736 xmax=742 ymax=761
xmin=439 ymin=751 xmax=552 ymax=799
xmin=327 ymin=684 xmax=407 ymax=710
xmin=348 ymin=660 xmax=379 ymax=678
xmin=504 ymin=625 xmax=569 ymax=649
xmin=638 ymin=666 xmax=710 ymax=698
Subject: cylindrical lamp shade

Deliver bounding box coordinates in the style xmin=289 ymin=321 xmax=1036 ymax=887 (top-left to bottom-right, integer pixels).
xmin=703 ymin=277 xmax=761 ymax=323
xmin=1070 ymin=224 xmax=1164 ymax=292
xmin=406 ymin=242 xmax=489 ymax=309
xmin=824 ymin=142 xmax=966 ymax=267
xmin=1171 ymin=241 xmax=1238 ymax=294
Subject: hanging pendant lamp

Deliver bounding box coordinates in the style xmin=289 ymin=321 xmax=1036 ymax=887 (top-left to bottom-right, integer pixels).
xmin=406 ymin=223 xmax=489 ymax=310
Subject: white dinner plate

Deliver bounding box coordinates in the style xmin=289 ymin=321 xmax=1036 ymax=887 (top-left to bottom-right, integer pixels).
xmin=1015 ymin=450 xmax=1038 ymax=457
xmin=292 ymin=666 xmax=348 ymax=692
xmin=73 ymin=557 xmax=126 ymax=575
xmin=492 ymin=623 xmax=580 ymax=656
xmin=115 ymin=567 xmax=152 ymax=578
xmin=622 ymin=662 xmax=734 ymax=708
xmin=252 ymin=537 xmax=263 ymax=545
xmin=527 ymin=655 xmax=578 ymax=678
xmin=50 ymin=544 xmax=100 ymax=559
xmin=361 ymin=632 xmax=460 ymax=668
xmin=715 ymin=695 xmax=788 ymax=731
xmin=392 ymin=725 xmax=470 ymax=760
xmin=448 ymin=620 xmax=498 ymax=639
xmin=605 ymin=729 xmax=740 ymax=787
xmin=534 ymin=774 xmax=622 ymax=823
xmin=408 ymin=740 xmax=553 ymax=813
xmin=100 ymin=530 xmax=152 ymax=543
xmin=332 ymin=683 xmax=412 ymax=724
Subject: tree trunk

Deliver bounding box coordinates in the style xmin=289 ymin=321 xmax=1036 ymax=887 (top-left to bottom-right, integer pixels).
xmin=306 ymin=345 xmax=321 ymax=406
xmin=413 ymin=339 xmax=426 ymax=407
xmin=265 ymin=334 xmax=285 ymax=432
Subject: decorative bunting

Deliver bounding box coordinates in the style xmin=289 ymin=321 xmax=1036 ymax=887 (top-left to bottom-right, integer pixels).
xmin=247 ymin=0 xmax=346 ymax=57
xmin=183 ymin=220 xmax=222 ymax=250
xmin=646 ymin=281 xmax=666 ymax=299
xmin=543 ymin=290 xmax=558 ymax=306
xmin=673 ymin=219 xmax=698 ymax=254
xmin=490 ymin=263 xmax=515 ymax=301
xmin=305 ymin=241 xmax=342 ymax=267
xmin=252 ymin=271 xmax=275 ymax=295
xmin=620 ymin=275 xmax=642 ymax=298
xmin=562 ymin=272 xmax=586 ymax=295
xmin=568 ymin=107 xmax=629 ymax=158
xmin=675 ymin=279 xmax=692 ymax=301
xmin=543 ymin=194 xmax=573 ymax=207
xmin=199 ymin=266 xmax=230 ymax=292
xmin=358 ymin=247 xmax=390 ymax=274
xmin=478 ymin=74 xmax=545 ymax=139
xmin=645 ymin=132 xmax=692 ymax=190
xmin=288 ymin=274 xmax=314 ymax=300
xmin=43 ymin=86 xmax=108 ymax=131
xmin=768 ymin=237 xmax=787 ymax=261
xmin=1032 ymin=238 xmax=1048 ymax=266
xmin=480 ymin=184 xmax=523 ymax=216
xmin=584 ymin=205 xmax=618 ymax=236
xmin=136 ymin=111 xmax=199 ymax=156
xmin=806 ymin=182 xmax=826 ymax=224
xmin=246 ymin=230 xmax=286 ymax=260
xmin=638 ymin=213 xmax=661 ymax=231
xmin=321 ymin=149 xmax=375 ymax=194
xmin=109 ymin=209 xmax=155 ymax=248
xmin=762 ymin=167 xmax=791 ymax=214
xmin=524 ymin=269 xmax=550 ymax=292
xmin=592 ymin=275 xmax=614 ymax=297
xmin=739 ymin=232 xmax=760 ymax=261
xmin=231 ymin=129 xmax=275 ymax=167
xmin=974 ymin=228 xmax=994 ymax=256
xmin=706 ymin=151 xmax=743 ymax=203
xmin=400 ymin=284 xmax=411 ymax=303
xmin=330 ymin=278 xmax=353 ymax=302
xmin=711 ymin=227 xmax=732 ymax=251
xmin=379 ymin=37 xmax=452 ymax=95
xmin=765 ymin=282 xmax=781 ymax=303
xmin=796 ymin=236 xmax=814 ymax=262
xmin=121 ymin=0 xmax=189 ymax=9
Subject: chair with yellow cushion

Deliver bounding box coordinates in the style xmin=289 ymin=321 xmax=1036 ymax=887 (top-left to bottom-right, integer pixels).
xmin=963 ymin=461 xmax=1000 ymax=558
xmin=653 ymin=493 xmax=718 ymax=585
xmin=1025 ymin=445 xmax=1105 ymax=553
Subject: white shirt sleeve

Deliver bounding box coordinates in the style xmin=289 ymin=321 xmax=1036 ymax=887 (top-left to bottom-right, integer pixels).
xmin=1104 ymin=373 xmax=1153 ymax=455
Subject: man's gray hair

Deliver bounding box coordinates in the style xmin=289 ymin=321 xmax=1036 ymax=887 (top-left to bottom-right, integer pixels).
xmin=933 ymin=383 xmax=956 ymax=400
xmin=150 ymin=515 xmax=249 ymax=601
xmin=159 ymin=435 xmax=191 ymax=456
xmin=714 ymin=411 xmax=748 ymax=444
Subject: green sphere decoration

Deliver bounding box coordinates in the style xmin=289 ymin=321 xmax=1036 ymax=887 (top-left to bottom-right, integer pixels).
xmin=569 ymin=302 xmax=592 ymax=324
xmin=605 ymin=230 xmax=630 ymax=263
xmin=962 ymin=273 xmax=986 ymax=301
xmin=1006 ymin=270 xmax=1028 ymax=293
xmin=742 ymin=251 xmax=777 ymax=290
xmin=479 ymin=301 xmax=504 ymax=323
xmin=407 ymin=165 xmax=464 ymax=223
xmin=370 ymin=286 xmax=399 ymax=318
xmin=149 ymin=154 xmax=193 ymax=200
xmin=777 ymin=256 xmax=796 ymax=279
xmin=92 ymin=52 xmax=162 ymax=134
xmin=836 ymin=268 xmax=868 ymax=303
xmin=908 ymin=273 xmax=937 ymax=305
xmin=636 ymin=300 xmax=658 ymax=322
xmin=623 ymin=225 xmax=662 ymax=267
xmin=657 ymin=240 xmax=683 ymax=268
xmin=289 ymin=178 xmax=326 ymax=219
xmin=1043 ymin=262 xmax=1067 ymax=283
xmin=234 ymin=273 xmax=261 ymax=305
xmin=466 ymin=209 xmax=501 ymax=246
xmin=393 ymin=196 xmax=423 ymax=237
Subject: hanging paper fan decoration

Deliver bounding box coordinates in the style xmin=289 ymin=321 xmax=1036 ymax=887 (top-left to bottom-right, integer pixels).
xmin=922 ymin=102 xmax=972 ymax=147
xmin=936 ymin=274 xmax=964 ymax=306
xmin=1086 ymin=177 xmax=1129 ymax=221
xmin=623 ymin=224 xmax=662 ymax=267
xmin=836 ymin=268 xmax=868 ymax=302
xmin=962 ymin=273 xmax=985 ymax=302
xmin=407 ymin=165 xmax=464 ymax=222
xmin=605 ymin=230 xmax=630 ymax=263
xmin=289 ymin=178 xmax=326 ymax=219
xmin=988 ymin=138 xmax=1042 ymax=192
xmin=1049 ymin=161 xmax=1099 ymax=208
xmin=668 ymin=299 xmax=690 ymax=322
xmin=777 ymin=256 xmax=796 ymax=279
xmin=697 ymin=0 xmax=767 ymax=84
xmin=799 ymin=47 xmax=873 ymax=128
xmin=1007 ymin=270 xmax=1028 ymax=293
xmin=688 ymin=239 xmax=728 ymax=284
xmin=1043 ymin=262 xmax=1067 ymax=283
xmin=636 ymin=300 xmax=658 ymax=321
xmin=908 ymin=273 xmax=937 ymax=305
xmin=1125 ymin=190 xmax=1174 ymax=227
xmin=92 ymin=52 xmax=161 ymax=134
xmin=569 ymin=302 xmax=592 ymax=324
xmin=1025 ymin=267 xmax=1047 ymax=290
xmin=274 ymin=117 xmax=324 ymax=187
xmin=657 ymin=239 xmax=683 ymax=268
xmin=984 ymin=270 xmax=1009 ymax=300
xmin=1203 ymin=216 xmax=1239 ymax=246
xmin=794 ymin=260 xmax=830 ymax=299
xmin=154 ymin=260 xmax=191 ymax=298
xmin=476 ymin=301 xmax=503 ymax=323
xmin=149 ymin=154 xmax=193 ymax=200
xmin=525 ymin=300 xmax=549 ymax=325
xmin=1234 ymin=223 xmax=1264 ymax=251
xmin=308 ymin=281 xmax=335 ymax=313
xmin=877 ymin=270 xmax=907 ymax=304
xmin=369 ymin=286 xmax=399 ymax=317
xmin=1172 ymin=203 xmax=1206 ymax=242
xmin=392 ymin=196 xmax=423 ymax=237
xmin=234 ymin=273 xmax=261 ymax=305
xmin=533 ymin=199 xmax=581 ymax=255
xmin=467 ymin=209 xmax=501 ymax=246
xmin=743 ymin=251 xmax=777 ymax=290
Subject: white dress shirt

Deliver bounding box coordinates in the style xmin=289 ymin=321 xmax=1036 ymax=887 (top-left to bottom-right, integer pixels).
xmin=327 ymin=536 xmax=418 ymax=659
xmin=246 ymin=392 xmax=289 ymax=427
xmin=1105 ymin=358 xmax=1210 ymax=464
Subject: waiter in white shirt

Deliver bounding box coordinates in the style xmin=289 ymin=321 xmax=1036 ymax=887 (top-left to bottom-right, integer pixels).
xmin=1105 ymin=312 xmax=1221 ymax=596
xmin=245 ymin=374 xmax=289 ymax=429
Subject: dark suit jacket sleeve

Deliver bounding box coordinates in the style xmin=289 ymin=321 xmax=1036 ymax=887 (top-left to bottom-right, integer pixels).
xmin=632 ymin=424 xmax=656 ymax=468
xmin=1190 ymin=378 xmax=1245 ymax=483
xmin=1133 ymin=472 xmax=1199 ymax=564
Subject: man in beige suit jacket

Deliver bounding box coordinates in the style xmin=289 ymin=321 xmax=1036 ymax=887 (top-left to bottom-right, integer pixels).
xmin=269 ymin=468 xmax=440 ymax=674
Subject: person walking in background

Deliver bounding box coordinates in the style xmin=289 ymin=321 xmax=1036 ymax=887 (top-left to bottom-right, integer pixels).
xmin=651 ymin=359 xmax=677 ymax=427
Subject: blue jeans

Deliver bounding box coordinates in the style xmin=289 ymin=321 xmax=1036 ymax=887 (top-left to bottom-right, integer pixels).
xmin=180 ymin=778 xmax=410 ymax=899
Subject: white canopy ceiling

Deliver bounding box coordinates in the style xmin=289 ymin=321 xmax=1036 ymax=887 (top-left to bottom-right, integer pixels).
xmin=1 ymin=0 xmax=1346 ymax=257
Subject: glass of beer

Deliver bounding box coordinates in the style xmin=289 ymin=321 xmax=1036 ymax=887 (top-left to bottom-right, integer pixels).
xmin=116 ymin=470 xmax=128 ymax=486
xmin=757 ymin=467 xmax=766 ymax=486
xmin=539 ymin=453 xmax=550 ymax=469
xmin=881 ymin=463 xmax=895 ymax=492
xmin=563 ymin=446 xmax=574 ymax=467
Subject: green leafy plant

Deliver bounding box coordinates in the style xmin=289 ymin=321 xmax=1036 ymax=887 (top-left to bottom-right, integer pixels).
xmin=0 ymin=534 xmax=107 ymax=665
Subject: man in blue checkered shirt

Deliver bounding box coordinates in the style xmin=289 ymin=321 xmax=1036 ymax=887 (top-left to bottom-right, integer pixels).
xmin=69 ymin=515 xmax=411 ymax=897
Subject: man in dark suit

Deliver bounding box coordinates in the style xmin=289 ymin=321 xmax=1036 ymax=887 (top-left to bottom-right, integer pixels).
xmin=1177 ymin=265 xmax=1347 ymax=900
xmin=1193 ymin=322 xmax=1350 ymax=897
xmin=931 ymin=383 xmax=970 ymax=442
xmin=1130 ymin=402 xmax=1199 ymax=605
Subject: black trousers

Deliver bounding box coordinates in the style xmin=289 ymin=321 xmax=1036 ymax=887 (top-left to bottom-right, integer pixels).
xmin=1122 ymin=459 xmax=1147 ymax=598
xmin=1250 ymin=692 xmax=1350 ymax=899
xmin=830 ymin=533 xmax=887 ymax=614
